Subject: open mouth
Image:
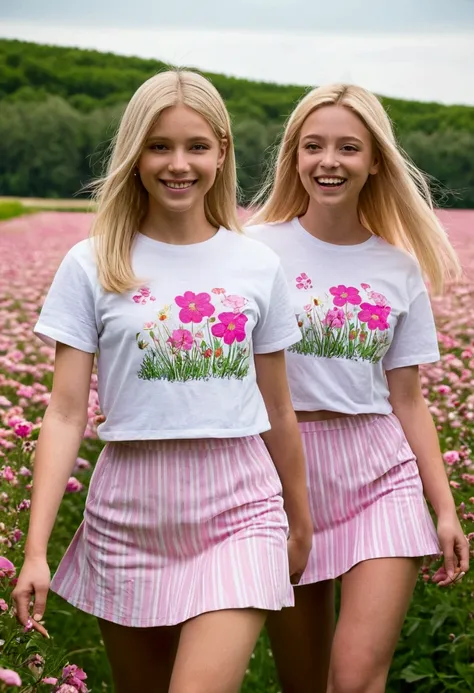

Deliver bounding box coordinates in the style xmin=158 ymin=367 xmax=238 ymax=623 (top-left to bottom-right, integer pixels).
xmin=160 ymin=180 xmax=197 ymax=191
xmin=315 ymin=176 xmax=347 ymax=189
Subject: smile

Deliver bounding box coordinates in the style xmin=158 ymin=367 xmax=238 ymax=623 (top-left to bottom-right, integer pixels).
xmin=315 ymin=177 xmax=347 ymax=188
xmin=161 ymin=180 xmax=196 ymax=190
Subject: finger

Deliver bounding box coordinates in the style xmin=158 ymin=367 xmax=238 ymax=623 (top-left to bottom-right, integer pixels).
xmin=33 ymin=587 xmax=48 ymax=624
xmin=442 ymin=543 xmax=456 ymax=580
xmin=12 ymin=590 xmax=32 ymax=627
xmin=458 ymin=536 xmax=470 ymax=574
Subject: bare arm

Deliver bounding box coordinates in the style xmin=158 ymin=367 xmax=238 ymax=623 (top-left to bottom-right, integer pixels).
xmin=255 ymin=350 xmax=312 ymax=582
xmin=386 ymin=365 xmax=469 ymax=581
xmin=13 ymin=343 xmax=94 ymax=631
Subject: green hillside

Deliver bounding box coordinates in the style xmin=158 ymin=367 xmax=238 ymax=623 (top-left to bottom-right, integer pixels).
xmin=1 ymin=38 xmax=473 ymax=205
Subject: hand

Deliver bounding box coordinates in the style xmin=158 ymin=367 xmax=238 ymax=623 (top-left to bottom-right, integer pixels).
xmin=12 ymin=556 xmax=51 ymax=637
xmin=432 ymin=512 xmax=470 ymax=587
xmin=287 ymin=530 xmax=312 ymax=586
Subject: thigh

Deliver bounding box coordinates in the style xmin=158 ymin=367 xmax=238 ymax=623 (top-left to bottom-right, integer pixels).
xmin=169 ymin=608 xmax=266 ymax=693
xmin=98 ymin=617 xmax=180 ymax=693
xmin=266 ymin=581 xmax=335 ymax=693
xmin=328 ymin=558 xmax=420 ymax=693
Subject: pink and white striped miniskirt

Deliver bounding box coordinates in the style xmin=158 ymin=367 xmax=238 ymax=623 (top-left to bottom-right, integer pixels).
xmin=298 ymin=413 xmax=440 ymax=584
xmin=50 ymin=435 xmax=294 ymax=627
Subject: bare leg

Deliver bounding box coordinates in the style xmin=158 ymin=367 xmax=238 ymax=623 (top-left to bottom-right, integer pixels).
xmin=327 ymin=558 xmax=420 ymax=693
xmin=98 ymin=618 xmax=180 ymax=693
xmin=266 ymin=580 xmax=335 ymax=693
xmin=169 ymin=608 xmax=266 ymax=693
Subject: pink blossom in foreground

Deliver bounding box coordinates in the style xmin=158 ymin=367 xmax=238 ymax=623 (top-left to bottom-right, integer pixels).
xmin=0 ymin=668 xmax=22 ymax=686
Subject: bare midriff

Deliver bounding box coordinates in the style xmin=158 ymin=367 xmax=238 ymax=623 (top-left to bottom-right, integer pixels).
xmin=296 ymin=410 xmax=353 ymax=422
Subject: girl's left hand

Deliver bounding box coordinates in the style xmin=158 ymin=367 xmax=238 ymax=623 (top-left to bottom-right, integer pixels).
xmin=432 ymin=511 xmax=470 ymax=587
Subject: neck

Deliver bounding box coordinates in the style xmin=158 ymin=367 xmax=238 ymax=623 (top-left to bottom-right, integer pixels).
xmin=300 ymin=201 xmax=371 ymax=245
xmin=140 ymin=200 xmax=217 ymax=245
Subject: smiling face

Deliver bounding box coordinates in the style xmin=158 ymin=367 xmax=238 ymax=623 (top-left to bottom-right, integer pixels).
xmin=137 ymin=103 xmax=227 ymax=216
xmin=297 ymin=104 xmax=379 ymax=210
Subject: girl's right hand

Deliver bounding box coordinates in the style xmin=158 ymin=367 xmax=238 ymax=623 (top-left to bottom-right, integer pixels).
xmin=12 ymin=556 xmax=51 ymax=638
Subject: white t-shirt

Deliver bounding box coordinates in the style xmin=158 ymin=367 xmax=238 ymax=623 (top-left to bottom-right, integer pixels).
xmin=34 ymin=228 xmax=302 ymax=440
xmin=247 ymin=218 xmax=440 ymax=415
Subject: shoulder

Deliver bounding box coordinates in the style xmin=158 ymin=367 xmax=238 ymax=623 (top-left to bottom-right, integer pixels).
xmin=244 ymin=220 xmax=292 ymax=244
xmin=372 ymin=236 xmax=422 ymax=274
xmin=221 ymin=228 xmax=281 ymax=271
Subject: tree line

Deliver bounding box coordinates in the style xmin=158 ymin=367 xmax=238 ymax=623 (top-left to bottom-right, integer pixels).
xmin=0 ymin=39 xmax=473 ymax=206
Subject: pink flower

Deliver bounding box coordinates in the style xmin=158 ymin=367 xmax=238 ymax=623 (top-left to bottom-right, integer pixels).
xmin=18 ymin=498 xmax=31 ymax=511
xmin=368 ymin=291 xmax=388 ymax=307
xmin=167 ymin=329 xmax=194 ymax=351
xmin=323 ymin=309 xmax=346 ymax=329
xmin=211 ymin=312 xmax=248 ymax=345
xmin=55 ymin=686 xmax=79 ymax=693
xmin=175 ymin=292 xmax=215 ymax=323
xmin=139 ymin=287 xmax=151 ymax=297
xmin=13 ymin=421 xmax=33 ymax=438
xmin=0 ymin=556 xmax=16 ymax=578
xmin=358 ymin=303 xmax=391 ymax=330
xmin=62 ymin=664 xmax=88 ymax=692
xmin=296 ymin=272 xmax=312 ymax=290
xmin=12 ymin=529 xmax=23 ymax=543
xmin=74 ymin=457 xmax=91 ymax=471
xmin=0 ymin=598 xmax=8 ymax=611
xmin=361 ymin=283 xmax=371 ymax=290
xmin=19 ymin=466 xmax=32 ymax=476
xmin=41 ymin=677 xmax=58 ymax=685
xmin=221 ymin=294 xmax=248 ymax=313
xmin=0 ymin=668 xmax=22 ymax=686
xmin=132 ymin=295 xmax=142 ymax=303
xmin=66 ymin=477 xmax=84 ymax=493
xmin=0 ymin=396 xmax=12 ymax=407
xmin=211 ymin=288 xmax=226 ymax=294
xmin=143 ymin=321 xmax=155 ymax=330
xmin=443 ymin=450 xmax=460 ymax=465
xmin=2 ymin=466 xmax=15 ymax=481
xmin=329 ymin=285 xmax=361 ymax=307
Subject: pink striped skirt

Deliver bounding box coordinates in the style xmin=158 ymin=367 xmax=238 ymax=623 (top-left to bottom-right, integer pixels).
xmin=298 ymin=413 xmax=440 ymax=584
xmin=50 ymin=436 xmax=294 ymax=627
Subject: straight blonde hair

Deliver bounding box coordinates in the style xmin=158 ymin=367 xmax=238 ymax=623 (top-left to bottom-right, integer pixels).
xmin=90 ymin=69 xmax=241 ymax=293
xmin=251 ymin=84 xmax=461 ymax=294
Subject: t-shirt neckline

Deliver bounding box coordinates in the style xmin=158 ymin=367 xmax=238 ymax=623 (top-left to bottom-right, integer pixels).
xmin=292 ymin=217 xmax=378 ymax=252
xmin=135 ymin=226 xmax=226 ymax=252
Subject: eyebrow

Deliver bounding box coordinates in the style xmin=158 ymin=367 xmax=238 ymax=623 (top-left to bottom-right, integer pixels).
xmin=301 ymin=134 xmax=365 ymax=145
xmin=145 ymin=135 xmax=215 ymax=145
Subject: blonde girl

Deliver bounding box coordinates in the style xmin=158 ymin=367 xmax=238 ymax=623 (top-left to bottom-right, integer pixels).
xmin=13 ymin=70 xmax=312 ymax=693
xmin=247 ymin=83 xmax=469 ymax=693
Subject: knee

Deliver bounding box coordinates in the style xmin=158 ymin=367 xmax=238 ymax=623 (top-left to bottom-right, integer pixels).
xmin=328 ymin=662 xmax=386 ymax=693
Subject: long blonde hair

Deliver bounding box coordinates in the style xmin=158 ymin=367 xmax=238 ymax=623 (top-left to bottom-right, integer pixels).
xmin=251 ymin=84 xmax=461 ymax=293
xmin=90 ymin=69 xmax=241 ymax=292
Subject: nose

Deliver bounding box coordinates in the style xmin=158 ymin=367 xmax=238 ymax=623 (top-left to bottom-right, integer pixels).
xmin=321 ymin=147 xmax=339 ymax=169
xmin=168 ymin=149 xmax=190 ymax=174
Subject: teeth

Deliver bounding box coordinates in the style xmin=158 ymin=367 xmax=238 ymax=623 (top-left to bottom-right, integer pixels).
xmin=317 ymin=177 xmax=345 ymax=185
xmin=165 ymin=181 xmax=194 ymax=189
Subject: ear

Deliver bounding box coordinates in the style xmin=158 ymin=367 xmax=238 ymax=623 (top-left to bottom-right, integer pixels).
xmin=217 ymin=137 xmax=228 ymax=170
xmin=369 ymin=147 xmax=380 ymax=176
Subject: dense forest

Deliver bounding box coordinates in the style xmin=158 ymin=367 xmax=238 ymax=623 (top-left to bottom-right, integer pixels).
xmin=1 ymin=38 xmax=473 ymax=206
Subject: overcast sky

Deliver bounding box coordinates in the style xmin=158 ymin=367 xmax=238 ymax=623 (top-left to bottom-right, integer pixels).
xmin=1 ymin=0 xmax=474 ymax=105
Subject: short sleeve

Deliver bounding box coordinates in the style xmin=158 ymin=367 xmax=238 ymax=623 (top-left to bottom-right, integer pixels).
xmin=383 ymin=267 xmax=440 ymax=371
xmin=253 ymin=263 xmax=302 ymax=354
xmin=34 ymin=250 xmax=99 ymax=353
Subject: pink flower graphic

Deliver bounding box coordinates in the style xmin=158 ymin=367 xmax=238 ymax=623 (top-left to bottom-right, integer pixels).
xmin=175 ymin=291 xmax=215 ymax=323
xmin=358 ymin=303 xmax=391 ymax=330
xmin=132 ymin=287 xmax=156 ymax=304
xmin=211 ymin=287 xmax=226 ymax=294
xmin=211 ymin=312 xmax=248 ymax=345
xmin=167 ymin=329 xmax=194 ymax=351
xmin=296 ymin=272 xmax=312 ymax=290
xmin=221 ymin=294 xmax=248 ymax=312
xmin=368 ymin=291 xmax=388 ymax=307
xmin=329 ymin=285 xmax=361 ymax=307
xmin=323 ymin=308 xmax=346 ymax=328
xmin=361 ymin=283 xmax=371 ymax=290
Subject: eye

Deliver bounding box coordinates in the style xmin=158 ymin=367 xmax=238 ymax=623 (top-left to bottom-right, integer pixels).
xmin=305 ymin=143 xmax=321 ymax=151
xmin=191 ymin=144 xmax=210 ymax=151
xmin=150 ymin=143 xmax=167 ymax=151
xmin=341 ymin=145 xmax=359 ymax=152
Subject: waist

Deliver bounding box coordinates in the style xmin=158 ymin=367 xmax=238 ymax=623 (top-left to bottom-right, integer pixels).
xmin=296 ymin=410 xmax=354 ymax=423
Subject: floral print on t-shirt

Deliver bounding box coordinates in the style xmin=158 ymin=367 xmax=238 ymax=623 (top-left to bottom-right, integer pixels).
xmin=133 ymin=287 xmax=251 ymax=382
xmin=289 ymin=277 xmax=392 ymax=363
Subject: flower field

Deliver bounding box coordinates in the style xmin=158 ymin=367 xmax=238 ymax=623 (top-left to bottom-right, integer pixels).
xmin=0 ymin=210 xmax=473 ymax=691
